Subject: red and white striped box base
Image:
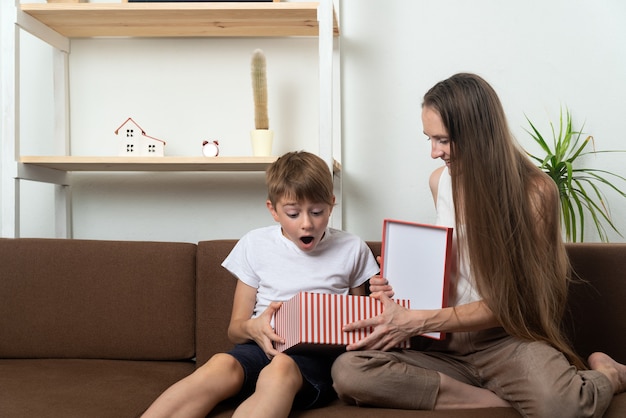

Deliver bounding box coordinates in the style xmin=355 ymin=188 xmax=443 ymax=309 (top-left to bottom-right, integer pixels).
xmin=274 ymin=292 xmax=410 ymax=353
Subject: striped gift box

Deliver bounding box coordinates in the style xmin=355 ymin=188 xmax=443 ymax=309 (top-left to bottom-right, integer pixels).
xmin=274 ymin=292 xmax=410 ymax=353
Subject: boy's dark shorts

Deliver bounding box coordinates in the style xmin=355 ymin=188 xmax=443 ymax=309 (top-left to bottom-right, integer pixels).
xmin=226 ymin=342 xmax=341 ymax=409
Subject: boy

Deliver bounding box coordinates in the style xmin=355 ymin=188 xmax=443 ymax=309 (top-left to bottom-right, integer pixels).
xmin=141 ymin=151 xmax=379 ymax=418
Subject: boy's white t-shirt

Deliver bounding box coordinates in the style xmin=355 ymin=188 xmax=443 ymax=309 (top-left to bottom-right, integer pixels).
xmin=222 ymin=225 xmax=379 ymax=318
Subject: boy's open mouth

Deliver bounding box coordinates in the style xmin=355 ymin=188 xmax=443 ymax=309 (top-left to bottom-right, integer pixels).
xmin=300 ymin=236 xmax=314 ymax=244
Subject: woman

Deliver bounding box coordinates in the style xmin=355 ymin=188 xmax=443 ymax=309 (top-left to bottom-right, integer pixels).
xmin=331 ymin=73 xmax=626 ymax=417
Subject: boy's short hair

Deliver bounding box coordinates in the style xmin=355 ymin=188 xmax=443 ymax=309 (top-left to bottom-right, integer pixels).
xmin=266 ymin=151 xmax=334 ymax=206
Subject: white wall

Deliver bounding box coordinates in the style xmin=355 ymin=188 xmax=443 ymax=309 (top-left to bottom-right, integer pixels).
xmin=8 ymin=0 xmax=626 ymax=243
xmin=340 ymin=0 xmax=626 ymax=242
xmin=17 ymin=31 xmax=320 ymax=242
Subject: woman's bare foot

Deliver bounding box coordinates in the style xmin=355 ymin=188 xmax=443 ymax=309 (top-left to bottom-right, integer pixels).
xmin=588 ymin=352 xmax=626 ymax=394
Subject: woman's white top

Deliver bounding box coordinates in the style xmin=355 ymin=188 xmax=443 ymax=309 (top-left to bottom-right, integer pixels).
xmin=435 ymin=167 xmax=482 ymax=306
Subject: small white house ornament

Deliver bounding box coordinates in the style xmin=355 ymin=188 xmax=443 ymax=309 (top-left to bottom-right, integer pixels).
xmin=202 ymin=140 xmax=220 ymax=157
xmin=114 ymin=117 xmax=166 ymax=157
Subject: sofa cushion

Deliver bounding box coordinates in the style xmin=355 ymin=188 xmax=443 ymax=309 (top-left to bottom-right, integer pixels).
xmin=191 ymin=240 xmax=626 ymax=418
xmin=0 ymin=359 xmax=194 ymax=418
xmin=207 ymin=400 xmax=520 ymax=418
xmin=0 ymin=238 xmax=197 ymax=360
xmin=196 ymin=240 xmax=239 ymax=367
xmin=564 ymin=243 xmax=626 ymax=364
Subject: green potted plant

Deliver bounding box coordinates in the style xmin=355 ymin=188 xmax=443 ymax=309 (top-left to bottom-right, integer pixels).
xmin=525 ymin=107 xmax=626 ymax=242
xmin=250 ymin=49 xmax=273 ymax=156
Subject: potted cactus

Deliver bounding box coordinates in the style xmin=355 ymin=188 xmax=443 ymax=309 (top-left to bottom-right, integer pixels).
xmin=250 ymin=49 xmax=273 ymax=156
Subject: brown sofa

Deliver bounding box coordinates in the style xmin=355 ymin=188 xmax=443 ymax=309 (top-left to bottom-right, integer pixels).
xmin=1 ymin=238 xmax=625 ymax=417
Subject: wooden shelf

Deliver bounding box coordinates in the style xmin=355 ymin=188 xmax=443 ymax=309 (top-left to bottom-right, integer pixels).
xmin=20 ymin=156 xmax=341 ymax=173
xmin=20 ymin=2 xmax=339 ymax=38
xmin=20 ymin=156 xmax=276 ymax=172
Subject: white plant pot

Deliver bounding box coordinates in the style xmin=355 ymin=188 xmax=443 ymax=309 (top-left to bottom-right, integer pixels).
xmin=250 ymin=129 xmax=274 ymax=157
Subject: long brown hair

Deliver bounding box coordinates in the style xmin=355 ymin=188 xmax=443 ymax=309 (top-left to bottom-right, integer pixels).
xmin=423 ymin=73 xmax=584 ymax=369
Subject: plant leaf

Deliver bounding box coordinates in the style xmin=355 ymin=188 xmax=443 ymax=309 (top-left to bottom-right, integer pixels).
xmin=524 ymin=107 xmax=626 ymax=242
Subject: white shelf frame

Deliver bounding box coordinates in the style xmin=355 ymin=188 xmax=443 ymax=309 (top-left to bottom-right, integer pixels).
xmin=0 ymin=0 xmax=341 ymax=238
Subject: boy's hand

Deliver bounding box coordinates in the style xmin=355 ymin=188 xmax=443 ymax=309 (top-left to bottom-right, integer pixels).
xmin=249 ymin=301 xmax=284 ymax=358
xmin=369 ymin=275 xmax=395 ymax=298
xmin=370 ymin=256 xmax=394 ymax=297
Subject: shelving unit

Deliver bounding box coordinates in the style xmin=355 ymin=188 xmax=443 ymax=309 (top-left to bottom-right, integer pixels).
xmin=1 ymin=1 xmax=341 ymax=238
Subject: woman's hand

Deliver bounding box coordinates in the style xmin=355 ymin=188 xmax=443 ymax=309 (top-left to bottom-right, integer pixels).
xmin=344 ymin=292 xmax=419 ymax=351
xmin=344 ymin=296 xmax=501 ymax=352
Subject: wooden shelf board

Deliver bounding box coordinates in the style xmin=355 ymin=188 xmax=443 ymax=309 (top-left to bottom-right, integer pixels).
xmin=20 ymin=156 xmax=278 ymax=172
xmin=20 ymin=156 xmax=341 ymax=173
xmin=20 ymin=2 xmax=339 ymax=38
